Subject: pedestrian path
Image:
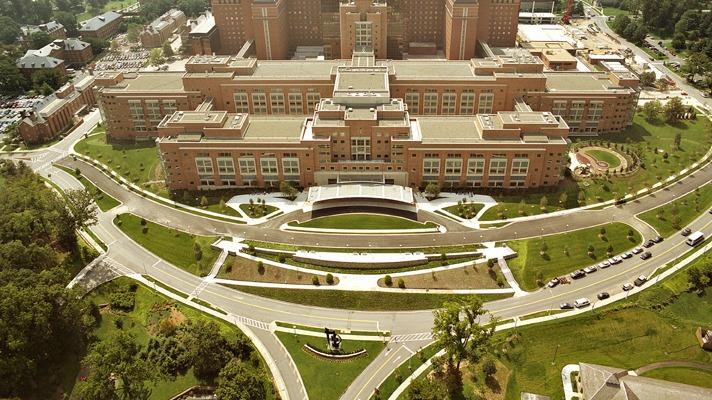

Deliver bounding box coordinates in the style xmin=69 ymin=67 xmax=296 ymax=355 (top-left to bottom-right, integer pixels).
xmin=497 ymin=258 xmax=526 ymax=297
xmin=562 ymin=364 xmax=582 ymax=400
xmin=390 ymin=332 xmax=433 ymax=343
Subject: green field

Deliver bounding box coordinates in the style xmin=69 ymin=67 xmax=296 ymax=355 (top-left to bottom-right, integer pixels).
xmin=228 ymin=286 xmax=511 ymax=311
xmin=54 ymin=164 xmax=120 ymax=211
xmin=276 ymin=332 xmax=385 ymax=400
xmin=78 ymin=0 xmax=138 ymax=21
xmin=443 ymin=202 xmax=484 ymax=219
xmin=603 ymin=7 xmax=630 ymax=17
xmin=480 ymin=114 xmax=711 ymax=221
xmin=640 ymin=367 xmax=712 ymax=388
xmin=75 ymin=277 xmax=274 ymax=399
xmin=639 ymin=183 xmax=712 ymax=237
xmin=74 ymin=130 xmax=167 ymax=197
xmin=505 ymin=223 xmax=641 ymax=291
xmin=585 ymin=149 xmax=622 ymax=169
xmin=289 ymin=213 xmax=438 ymax=230
xmin=114 ymin=213 xmax=219 ymax=276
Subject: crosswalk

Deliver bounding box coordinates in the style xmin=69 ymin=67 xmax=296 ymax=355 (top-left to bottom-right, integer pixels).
xmin=390 ymin=332 xmax=433 ymax=343
xmin=232 ymin=313 xmax=272 ymax=331
xmin=189 ymin=280 xmax=211 ymax=299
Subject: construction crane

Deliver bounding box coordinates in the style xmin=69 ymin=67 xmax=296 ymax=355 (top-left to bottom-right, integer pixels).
xmin=562 ymin=0 xmax=573 ymax=24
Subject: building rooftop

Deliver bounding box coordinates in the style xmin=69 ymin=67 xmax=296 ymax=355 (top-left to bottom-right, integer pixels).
xmin=242 ymin=117 xmax=305 ymax=142
xmin=518 ymin=24 xmax=575 ymax=44
xmin=16 ymin=53 xmax=63 ymax=69
xmin=189 ymin=10 xmax=215 ymax=35
xmin=79 ymin=11 xmax=122 ymax=32
xmin=389 ymin=60 xmax=475 ymax=80
xmin=545 ymin=72 xmax=618 ymax=91
xmin=104 ymin=72 xmax=186 ymax=92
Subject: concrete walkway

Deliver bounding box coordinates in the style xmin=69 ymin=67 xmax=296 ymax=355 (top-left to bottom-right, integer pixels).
xmin=226 ymin=192 xmax=305 ymax=225
xmin=497 ymin=258 xmax=526 ymax=297
xmin=562 ymin=364 xmax=582 ymax=400
xmin=635 ymin=361 xmax=712 ymax=375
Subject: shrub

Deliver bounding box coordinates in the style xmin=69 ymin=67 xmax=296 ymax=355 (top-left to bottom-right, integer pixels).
xmin=140 ymin=218 xmax=147 ymax=226
xmin=278 ymin=254 xmax=286 ymax=263
xmin=109 ymin=287 xmax=136 ymax=311
xmin=247 ymin=244 xmax=255 ymax=255
xmin=384 ymin=275 xmax=393 ymax=287
xmin=487 ymin=259 xmax=495 ymax=269
xmin=142 ymin=226 xmax=148 ymax=234
xmin=257 ymin=261 xmax=265 ymax=275
xmin=397 ymin=278 xmax=405 ymax=289
xmin=312 ymin=276 xmax=320 ymax=286
xmin=326 ymin=273 xmax=334 ymax=285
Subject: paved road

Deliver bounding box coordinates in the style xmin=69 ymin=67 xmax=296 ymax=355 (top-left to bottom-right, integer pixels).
xmin=4 ymin=112 xmax=712 ymax=400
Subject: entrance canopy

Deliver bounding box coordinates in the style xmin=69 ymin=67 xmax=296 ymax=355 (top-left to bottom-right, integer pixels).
xmin=306 ymin=183 xmax=415 ymax=205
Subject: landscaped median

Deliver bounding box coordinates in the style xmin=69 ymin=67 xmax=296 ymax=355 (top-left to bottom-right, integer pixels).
xmin=219 ymin=255 xmax=339 ymax=286
xmin=54 ymin=163 xmax=120 ymax=211
xmin=113 ymin=213 xmax=220 ymax=276
xmin=638 ymin=182 xmax=712 ymax=237
xmin=504 ymin=222 xmax=642 ymax=291
xmin=285 ymin=213 xmax=441 ymax=234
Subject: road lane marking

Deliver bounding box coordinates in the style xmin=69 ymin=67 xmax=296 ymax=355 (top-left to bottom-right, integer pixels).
xmin=353 ymin=345 xmax=405 ymax=400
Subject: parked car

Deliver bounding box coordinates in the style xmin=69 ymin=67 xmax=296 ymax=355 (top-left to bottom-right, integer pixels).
xmin=681 ymin=228 xmax=692 ymax=236
xmin=597 ymin=292 xmax=610 ymax=300
xmin=640 ymin=251 xmax=652 ymax=260
xmin=560 ymin=302 xmax=574 ymax=309
xmin=632 ymin=247 xmax=644 ymax=254
xmin=547 ymin=278 xmax=560 ymax=288
xmin=574 ymin=298 xmax=591 ymax=308
xmin=643 ymin=240 xmax=655 ymax=248
xmin=634 ymin=275 xmax=648 ymax=286
xmin=601 ymin=260 xmax=611 ymax=268
xmin=621 ymin=252 xmax=633 ymax=259
xmin=622 ymin=283 xmax=634 ymax=291
xmin=652 ymin=236 xmax=664 ymax=243
xmin=570 ymin=270 xmax=586 ymax=279
xmin=598 ymin=262 xmax=610 ymax=269
xmin=708 ymin=208 xmax=712 ymax=214
xmin=584 ymin=266 xmax=598 ymax=274
xmin=610 ymin=256 xmax=622 ymax=264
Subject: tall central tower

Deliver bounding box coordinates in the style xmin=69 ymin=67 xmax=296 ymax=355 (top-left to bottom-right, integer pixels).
xmin=339 ymin=0 xmax=388 ymax=59
xmin=444 ymin=0 xmax=479 ymax=60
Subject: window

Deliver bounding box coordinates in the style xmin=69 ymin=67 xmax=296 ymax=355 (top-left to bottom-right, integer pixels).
xmin=442 ymin=90 xmax=456 ymax=115
xmin=234 ymin=91 xmax=249 ymax=113
xmin=489 ymin=157 xmax=507 ymax=175
xmin=195 ymin=156 xmax=214 ymax=187
xmin=306 ymin=91 xmax=320 ymax=113
xmin=355 ymin=21 xmax=372 ymax=48
xmin=282 ymin=156 xmax=300 ymax=179
xmin=552 ymin=100 xmax=567 ymax=117
xmin=460 ymin=90 xmax=475 ymax=115
xmin=217 ymin=155 xmax=235 ymax=175
xmin=424 ymin=90 xmax=438 ymax=114
xmin=260 ymin=156 xmax=278 ymax=186
xmin=467 ymin=156 xmax=485 ymax=186
xmin=162 ymin=100 xmax=177 ymax=115
xmin=270 ymin=92 xmax=285 ymax=114
xmin=128 ymin=100 xmax=145 ymax=131
xmin=288 ymin=92 xmax=303 ymax=114
xmin=405 ymin=91 xmax=420 ymax=114
xmin=478 ymin=90 xmax=494 ymax=114
xmin=423 ymin=158 xmax=440 ymax=178
xmin=588 ymin=101 xmax=603 ymax=122
xmin=252 ymin=92 xmax=267 ymax=114
xmin=145 ymin=100 xmax=161 ymax=124
xmin=445 ymin=158 xmax=462 ymax=175
xmin=238 ymin=156 xmax=256 ymax=175
xmin=351 ymin=137 xmax=371 ymax=160
xmin=569 ymin=101 xmax=585 ymax=122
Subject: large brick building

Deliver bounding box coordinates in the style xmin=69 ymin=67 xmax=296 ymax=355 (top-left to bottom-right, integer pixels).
xmin=140 ymin=9 xmax=187 ymax=48
xmin=208 ymin=0 xmax=521 ymax=60
xmin=79 ymin=11 xmax=123 ymax=40
xmin=94 ymin=47 xmax=639 ymax=191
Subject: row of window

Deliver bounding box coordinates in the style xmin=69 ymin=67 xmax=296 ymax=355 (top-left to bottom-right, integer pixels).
xmin=552 ymin=100 xmax=604 ymax=123
xmin=192 ymin=155 xmax=300 ymax=186
xmin=422 ymin=157 xmax=529 ymax=178
xmin=234 ymin=91 xmax=320 ymax=115
xmin=405 ymin=90 xmax=494 ymax=115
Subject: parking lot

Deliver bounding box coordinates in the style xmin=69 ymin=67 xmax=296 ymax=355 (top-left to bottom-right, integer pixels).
xmin=91 ymin=34 xmax=149 ymax=73
xmin=0 ymin=95 xmax=46 ymax=144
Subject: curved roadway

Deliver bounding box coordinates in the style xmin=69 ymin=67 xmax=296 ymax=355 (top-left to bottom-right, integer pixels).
xmin=4 ymin=111 xmax=712 ymax=400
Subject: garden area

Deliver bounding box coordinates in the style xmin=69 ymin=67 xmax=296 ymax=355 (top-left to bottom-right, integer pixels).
xmin=480 ymin=113 xmax=711 ymax=221
xmin=639 ymin=183 xmax=712 ymax=237
xmin=377 ymin=261 xmax=507 ymax=290
xmin=219 ymin=255 xmax=337 ymax=286
xmin=504 ymin=222 xmax=641 ymax=291
xmin=288 ymin=213 xmax=438 ymax=230
xmin=68 ymin=277 xmax=275 ymax=400
xmin=276 ymin=332 xmax=385 ymax=400
xmin=113 ymin=213 xmax=220 ymax=276
xmin=443 ymin=199 xmax=484 ymax=219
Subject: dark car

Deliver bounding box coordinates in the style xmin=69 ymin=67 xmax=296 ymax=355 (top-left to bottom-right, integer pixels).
xmin=652 ymin=236 xmax=663 ymax=243
xmin=560 ymin=302 xmax=574 ymax=310
xmin=642 ymin=240 xmax=655 ymax=248
xmin=634 ymin=275 xmax=648 ymax=286
xmin=709 ymin=208 xmax=712 ymax=215
xmin=570 ymin=269 xmax=586 ymax=279
xmin=681 ymin=228 xmax=692 ymax=236
xmin=640 ymin=251 xmax=652 ymax=260
xmin=597 ymin=292 xmax=610 ymax=300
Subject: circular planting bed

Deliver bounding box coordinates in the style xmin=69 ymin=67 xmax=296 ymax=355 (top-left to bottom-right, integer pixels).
xmin=576 ymin=146 xmax=629 ymax=174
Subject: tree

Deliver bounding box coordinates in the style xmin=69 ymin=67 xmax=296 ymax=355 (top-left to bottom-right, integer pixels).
xmin=384 ymin=275 xmax=393 ymax=286
xmin=663 ymin=97 xmax=686 ymax=123
xmin=62 ymin=189 xmax=99 ymax=233
xmin=162 ymin=41 xmax=174 ymax=57
xmin=683 ymin=52 xmax=711 ymax=81
xmin=641 ymin=100 xmax=662 ymax=121
xmin=481 ymin=357 xmax=497 ymax=377
xmin=149 ymin=47 xmax=165 ymax=66
xmin=405 ymin=377 xmax=449 ymax=400
xmin=0 ymin=16 xmax=20 ymax=45
xmin=32 ymin=68 xmax=67 ymax=92
xmin=639 ymin=71 xmax=656 ymax=87
xmin=54 ymin=11 xmax=79 ymax=37
xmin=431 ymin=297 xmax=496 ymax=372
xmin=673 ymin=132 xmax=682 ymax=150
xmin=280 ymin=180 xmax=298 ymax=200
xmin=126 ymin=23 xmax=141 ymax=43
xmin=215 ymin=358 xmax=267 ymax=400
xmin=572 ymin=1 xmax=585 ymax=16
xmin=84 ymin=37 xmax=109 ymax=55
xmin=177 ymin=0 xmax=209 ymax=17
xmin=178 ymin=320 xmax=235 ymax=380
xmin=558 ymin=191 xmax=568 ymax=206
xmin=0 ymin=56 xmax=26 ymax=93
xmin=30 ymin=31 xmax=52 ymax=49
xmin=73 ymin=332 xmax=156 ymax=400
xmin=425 ymin=182 xmax=440 ymax=199
xmin=539 ymin=195 xmax=548 ymax=211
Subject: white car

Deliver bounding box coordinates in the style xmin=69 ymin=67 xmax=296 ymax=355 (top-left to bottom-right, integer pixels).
xmin=574 ymin=298 xmax=591 ymax=308
xmin=621 ymin=252 xmax=633 ymax=259
xmin=598 ymin=262 xmax=610 ymax=269
xmin=601 ymin=260 xmax=611 ymax=267
xmin=547 ymin=278 xmax=560 ymax=288
xmin=611 ymin=256 xmax=622 ymax=264
xmin=622 ymin=283 xmax=634 ymax=291
xmin=632 ymin=247 xmax=643 ymax=254
xmin=584 ymin=266 xmax=598 ymax=274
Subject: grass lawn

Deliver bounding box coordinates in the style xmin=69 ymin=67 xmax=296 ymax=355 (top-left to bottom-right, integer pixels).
xmin=379 ymin=263 xmax=505 ymax=289
xmin=640 ymin=367 xmax=712 ymax=388
xmin=114 ymin=213 xmax=219 ymax=276
xmin=497 ymin=251 xmax=712 ymax=400
xmin=602 ymin=7 xmax=630 ymax=17
xmin=240 ymin=203 xmax=280 ymax=218
xmin=443 ymin=202 xmax=484 ymax=219
xmin=244 ymin=240 xmax=482 ymax=255
xmin=78 ymin=0 xmax=137 ymax=21
xmin=55 ymin=164 xmax=120 ymax=211
xmin=504 ymin=223 xmax=641 ymax=291
xmin=638 ymin=183 xmax=712 ymax=237
xmin=480 ymin=114 xmax=711 ymax=221
xmin=74 ymin=130 xmax=167 ymax=197
xmin=585 ymin=149 xmax=622 ymax=169
xmin=228 ymin=285 xmax=512 ymax=311
xmin=73 ymin=277 xmax=274 ymax=399
xmin=289 ymin=213 xmax=438 ymax=230
xmin=219 ymin=255 xmax=337 ymax=285
xmin=276 ymin=332 xmax=385 ymax=400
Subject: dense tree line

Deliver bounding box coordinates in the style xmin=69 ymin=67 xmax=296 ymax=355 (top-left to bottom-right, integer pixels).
xmin=0 ymin=161 xmax=99 ymax=398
